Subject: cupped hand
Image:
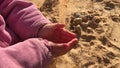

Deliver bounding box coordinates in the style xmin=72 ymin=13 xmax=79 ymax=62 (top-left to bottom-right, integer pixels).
xmin=47 ymin=38 xmax=78 ymax=57
xmin=38 ymin=23 xmax=76 ymax=43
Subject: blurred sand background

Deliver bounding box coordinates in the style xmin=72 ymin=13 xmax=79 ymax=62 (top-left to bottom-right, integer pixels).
xmin=29 ymin=0 xmax=120 ymax=68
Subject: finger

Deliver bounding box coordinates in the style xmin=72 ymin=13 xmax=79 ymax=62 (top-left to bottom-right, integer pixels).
xmin=58 ymin=35 xmax=76 ymax=43
xmin=53 ymin=29 xmax=77 ymax=43
xmin=62 ymin=29 xmax=76 ymax=38
xmin=67 ymin=38 xmax=78 ymax=49
xmin=52 ymin=29 xmax=74 ymax=43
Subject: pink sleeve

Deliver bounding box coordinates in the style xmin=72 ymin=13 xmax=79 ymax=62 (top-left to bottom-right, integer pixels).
xmin=0 ymin=38 xmax=53 ymax=68
xmin=0 ymin=0 xmax=51 ymax=40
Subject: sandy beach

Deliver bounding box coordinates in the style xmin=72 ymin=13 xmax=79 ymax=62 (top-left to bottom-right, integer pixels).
xmin=30 ymin=0 xmax=120 ymax=68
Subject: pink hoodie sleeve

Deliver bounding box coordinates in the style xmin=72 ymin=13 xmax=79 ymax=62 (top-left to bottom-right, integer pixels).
xmin=0 ymin=0 xmax=51 ymax=40
xmin=0 ymin=38 xmax=53 ymax=68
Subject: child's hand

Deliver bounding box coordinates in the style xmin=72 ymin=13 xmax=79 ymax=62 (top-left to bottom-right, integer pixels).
xmin=38 ymin=23 xmax=76 ymax=43
xmin=47 ymin=38 xmax=78 ymax=57
xmin=38 ymin=23 xmax=78 ymax=57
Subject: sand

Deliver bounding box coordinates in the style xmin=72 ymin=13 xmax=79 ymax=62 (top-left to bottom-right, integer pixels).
xmin=29 ymin=0 xmax=120 ymax=68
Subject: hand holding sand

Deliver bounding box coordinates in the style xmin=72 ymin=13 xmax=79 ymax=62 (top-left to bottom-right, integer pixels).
xmin=38 ymin=23 xmax=77 ymax=43
xmin=38 ymin=23 xmax=78 ymax=57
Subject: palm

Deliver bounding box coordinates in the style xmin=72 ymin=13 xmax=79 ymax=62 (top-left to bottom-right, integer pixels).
xmin=38 ymin=23 xmax=76 ymax=43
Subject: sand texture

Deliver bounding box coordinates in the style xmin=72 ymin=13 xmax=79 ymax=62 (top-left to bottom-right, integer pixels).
xmin=29 ymin=0 xmax=120 ymax=68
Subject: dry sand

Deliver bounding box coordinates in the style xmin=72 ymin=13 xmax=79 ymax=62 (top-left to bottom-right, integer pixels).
xmin=29 ymin=0 xmax=120 ymax=68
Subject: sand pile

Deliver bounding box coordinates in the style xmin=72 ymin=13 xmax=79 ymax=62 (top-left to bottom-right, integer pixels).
xmin=29 ymin=0 xmax=120 ymax=68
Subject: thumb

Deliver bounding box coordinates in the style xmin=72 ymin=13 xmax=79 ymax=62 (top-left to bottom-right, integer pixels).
xmin=67 ymin=38 xmax=78 ymax=50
